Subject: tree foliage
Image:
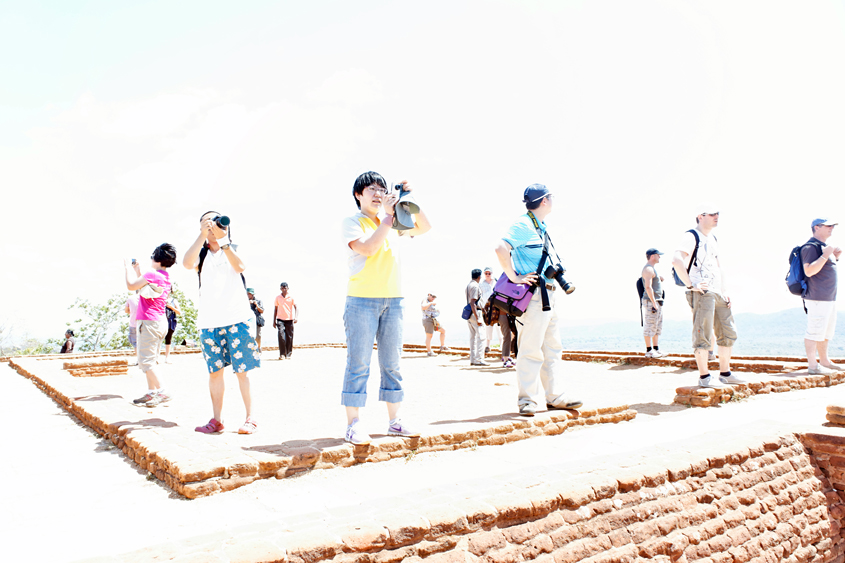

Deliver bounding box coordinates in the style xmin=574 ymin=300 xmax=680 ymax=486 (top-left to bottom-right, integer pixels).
xmin=68 ymin=283 xmax=198 ymax=352
xmin=170 ymin=284 xmax=199 ymax=346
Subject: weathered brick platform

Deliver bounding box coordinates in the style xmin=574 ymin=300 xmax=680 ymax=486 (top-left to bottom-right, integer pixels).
xmin=8 ymin=342 xmax=845 ymax=562
xmin=7 ymin=350 xmax=635 ymax=499
xmin=63 ymin=357 xmax=129 ymax=377
xmin=561 ymin=351 xmax=808 ymax=374
xmin=675 ymin=372 xmax=845 ymax=407
xmin=91 ymin=427 xmax=845 ymax=563
xmin=827 ymin=405 xmax=845 ymax=426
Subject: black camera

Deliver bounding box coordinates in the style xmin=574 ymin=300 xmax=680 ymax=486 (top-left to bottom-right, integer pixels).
xmin=212 ymin=215 xmax=230 ymax=229
xmin=544 ymin=263 xmax=575 ymax=294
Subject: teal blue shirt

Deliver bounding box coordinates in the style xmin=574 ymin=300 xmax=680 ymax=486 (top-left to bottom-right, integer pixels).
xmin=503 ymin=213 xmax=552 ymax=284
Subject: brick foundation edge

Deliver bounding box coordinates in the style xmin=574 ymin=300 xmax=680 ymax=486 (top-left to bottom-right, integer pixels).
xmin=105 ymin=431 xmax=845 ymax=563
xmin=5 ymin=357 xmax=636 ymax=499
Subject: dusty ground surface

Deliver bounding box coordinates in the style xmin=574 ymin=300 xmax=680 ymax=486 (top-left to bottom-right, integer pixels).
xmin=1 ymin=346 xmax=842 ymax=562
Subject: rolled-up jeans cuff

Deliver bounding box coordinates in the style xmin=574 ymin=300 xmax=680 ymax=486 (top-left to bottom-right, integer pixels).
xmin=341 ymin=392 xmax=367 ymax=407
xmin=379 ymin=389 xmax=404 ymax=403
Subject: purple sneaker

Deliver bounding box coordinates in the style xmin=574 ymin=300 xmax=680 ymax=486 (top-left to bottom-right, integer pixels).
xmin=387 ymin=418 xmax=420 ymax=438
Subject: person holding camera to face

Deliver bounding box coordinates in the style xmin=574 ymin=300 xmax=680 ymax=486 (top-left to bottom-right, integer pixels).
xmin=341 ymin=171 xmax=431 ymax=445
xmin=124 ymin=243 xmax=177 ymax=406
xmin=183 ymin=211 xmax=260 ymax=435
xmin=493 ymin=184 xmax=582 ymax=417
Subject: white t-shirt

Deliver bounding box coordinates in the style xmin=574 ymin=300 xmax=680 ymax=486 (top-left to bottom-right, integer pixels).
xmin=197 ymin=248 xmax=253 ymax=329
xmin=676 ymin=228 xmax=722 ymax=296
xmin=479 ymin=278 xmax=496 ymax=306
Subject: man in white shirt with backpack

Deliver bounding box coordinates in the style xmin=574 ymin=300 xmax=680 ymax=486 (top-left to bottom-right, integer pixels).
xmin=672 ymin=204 xmax=744 ymax=389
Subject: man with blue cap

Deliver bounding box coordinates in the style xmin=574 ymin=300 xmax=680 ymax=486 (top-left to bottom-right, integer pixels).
xmin=641 ymin=248 xmax=665 ymax=358
xmin=802 ymin=218 xmax=842 ymax=374
xmin=493 ymin=183 xmax=582 ymax=416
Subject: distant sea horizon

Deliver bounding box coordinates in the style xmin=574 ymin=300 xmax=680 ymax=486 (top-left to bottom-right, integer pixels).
xmin=557 ymin=308 xmax=845 ymax=357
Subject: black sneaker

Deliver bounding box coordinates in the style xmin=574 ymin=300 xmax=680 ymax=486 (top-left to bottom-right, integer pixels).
xmin=519 ymin=404 xmax=536 ymax=417
xmin=133 ymin=392 xmax=155 ymax=405
xmin=547 ymin=398 xmax=583 ymax=410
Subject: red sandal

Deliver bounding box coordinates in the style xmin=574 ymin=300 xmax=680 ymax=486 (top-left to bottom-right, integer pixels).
xmin=195 ymin=418 xmax=224 ymax=434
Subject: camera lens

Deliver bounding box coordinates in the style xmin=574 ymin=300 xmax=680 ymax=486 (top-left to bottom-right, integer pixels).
xmin=215 ymin=215 xmax=230 ymax=228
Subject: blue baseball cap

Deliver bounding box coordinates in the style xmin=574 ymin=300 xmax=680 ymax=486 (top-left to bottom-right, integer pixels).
xmin=523 ymin=184 xmax=551 ymax=203
xmin=812 ymin=218 xmax=838 ymax=228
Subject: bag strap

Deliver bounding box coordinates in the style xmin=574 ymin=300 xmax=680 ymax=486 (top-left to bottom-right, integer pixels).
xmin=527 ymin=211 xmax=551 ymax=277
xmin=527 ymin=212 xmax=551 ymax=309
xmin=197 ymin=246 xmax=209 ymax=288
xmin=197 ymin=245 xmax=247 ymax=290
xmin=686 ymin=229 xmax=700 ymax=274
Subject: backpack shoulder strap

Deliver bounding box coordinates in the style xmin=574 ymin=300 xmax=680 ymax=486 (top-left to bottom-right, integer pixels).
xmin=197 ymin=246 xmax=209 ymax=288
xmin=687 ymin=229 xmax=700 ymax=273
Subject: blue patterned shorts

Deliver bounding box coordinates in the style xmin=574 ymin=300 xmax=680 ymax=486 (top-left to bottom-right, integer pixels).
xmin=200 ymin=322 xmax=261 ymax=374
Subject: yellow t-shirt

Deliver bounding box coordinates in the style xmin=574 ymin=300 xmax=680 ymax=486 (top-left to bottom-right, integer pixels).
xmin=342 ymin=212 xmax=402 ymax=298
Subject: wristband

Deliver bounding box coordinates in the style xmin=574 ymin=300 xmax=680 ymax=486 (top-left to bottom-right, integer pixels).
xmin=686 ymin=285 xmax=693 ymax=290
xmin=220 ymin=244 xmax=231 ymax=251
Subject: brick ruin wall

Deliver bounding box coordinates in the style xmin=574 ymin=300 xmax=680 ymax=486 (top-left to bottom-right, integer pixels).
xmin=272 ymin=434 xmax=845 ymax=563
xmin=674 ymin=373 xmax=845 ymax=408
xmin=62 ymin=358 xmax=128 ymax=377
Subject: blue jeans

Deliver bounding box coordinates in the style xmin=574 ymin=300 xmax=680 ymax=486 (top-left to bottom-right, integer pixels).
xmin=342 ymin=296 xmax=405 ymax=407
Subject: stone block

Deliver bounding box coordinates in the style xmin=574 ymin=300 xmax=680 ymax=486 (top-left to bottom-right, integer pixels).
xmin=384 ymin=512 xmax=429 ymax=548
xmin=467 ymin=529 xmax=506 ymax=556
xmin=223 ymin=539 xmax=286 ymax=563
xmin=424 ymin=506 xmax=469 ymax=539
xmin=340 ymin=524 xmax=389 ymax=552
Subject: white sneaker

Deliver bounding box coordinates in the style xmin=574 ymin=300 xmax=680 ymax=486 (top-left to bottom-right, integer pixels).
xmin=809 ymin=365 xmax=834 ymax=375
xmin=699 ymin=375 xmax=726 ymax=388
xmin=719 ymin=373 xmax=747 ymax=385
xmin=345 ymin=418 xmax=371 ymax=445
xmin=644 ymin=351 xmax=654 ymax=358
xmin=651 ymin=350 xmax=666 ymax=358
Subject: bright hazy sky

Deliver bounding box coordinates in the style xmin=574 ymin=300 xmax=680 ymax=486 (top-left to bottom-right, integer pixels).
xmin=3 ymin=1 xmax=844 ymax=345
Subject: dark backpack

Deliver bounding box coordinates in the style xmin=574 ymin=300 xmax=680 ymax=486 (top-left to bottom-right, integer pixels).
xmin=671 ymin=229 xmax=700 ymax=286
xmin=786 ymin=241 xmax=822 ymax=298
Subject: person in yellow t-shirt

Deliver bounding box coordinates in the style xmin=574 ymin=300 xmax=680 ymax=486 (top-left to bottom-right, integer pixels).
xmin=340 ymin=171 xmax=431 ymax=445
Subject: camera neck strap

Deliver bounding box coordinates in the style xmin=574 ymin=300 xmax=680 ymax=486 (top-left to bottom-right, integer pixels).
xmin=527 ymin=212 xmax=552 ymax=277
xmin=527 ymin=212 xmax=552 ymax=311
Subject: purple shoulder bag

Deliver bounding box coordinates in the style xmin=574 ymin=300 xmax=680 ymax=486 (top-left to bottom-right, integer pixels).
xmin=488 ymin=275 xmax=535 ymax=317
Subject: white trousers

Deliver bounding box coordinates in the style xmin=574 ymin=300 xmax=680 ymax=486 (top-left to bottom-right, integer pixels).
xmin=515 ymin=290 xmax=564 ymax=407
xmin=467 ymin=315 xmax=484 ymax=363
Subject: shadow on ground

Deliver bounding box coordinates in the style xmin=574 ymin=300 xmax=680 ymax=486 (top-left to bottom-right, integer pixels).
xmin=628 ymin=402 xmax=687 ymax=416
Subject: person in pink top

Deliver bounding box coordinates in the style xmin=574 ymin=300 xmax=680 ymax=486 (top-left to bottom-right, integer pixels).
xmin=273 ymin=282 xmax=298 ymax=360
xmin=124 ymin=243 xmax=177 ymax=407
